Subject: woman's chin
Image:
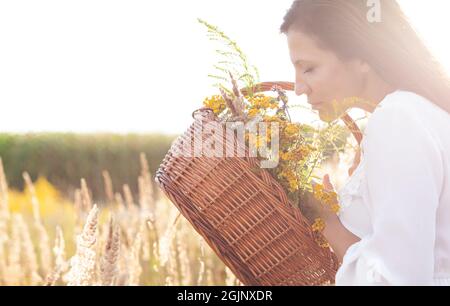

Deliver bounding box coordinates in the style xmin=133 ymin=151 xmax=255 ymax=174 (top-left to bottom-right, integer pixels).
xmin=315 ymin=99 xmax=352 ymax=122
xmin=317 ymin=108 xmax=343 ymax=123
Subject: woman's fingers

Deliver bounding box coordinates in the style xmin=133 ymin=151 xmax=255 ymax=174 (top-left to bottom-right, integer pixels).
xmin=323 ymin=174 xmax=335 ymax=192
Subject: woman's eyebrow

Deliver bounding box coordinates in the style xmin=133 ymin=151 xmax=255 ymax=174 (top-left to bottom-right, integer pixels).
xmin=292 ymin=59 xmax=314 ymax=66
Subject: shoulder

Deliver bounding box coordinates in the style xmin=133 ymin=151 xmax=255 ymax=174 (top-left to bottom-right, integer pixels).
xmin=372 ymin=90 xmax=431 ymax=120
xmin=365 ymin=90 xmax=431 ymax=137
xmin=361 ymin=91 xmax=445 ymax=199
xmin=361 ymin=90 xmax=444 ymax=160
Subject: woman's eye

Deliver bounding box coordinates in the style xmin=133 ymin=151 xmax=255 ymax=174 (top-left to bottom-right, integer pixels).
xmin=304 ymin=67 xmax=315 ymax=74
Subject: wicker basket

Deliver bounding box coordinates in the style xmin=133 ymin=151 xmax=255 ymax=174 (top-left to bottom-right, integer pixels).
xmin=155 ymin=82 xmax=362 ymax=286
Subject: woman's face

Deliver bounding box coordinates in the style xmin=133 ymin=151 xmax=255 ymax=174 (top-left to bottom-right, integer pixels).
xmin=286 ymin=29 xmax=368 ymax=122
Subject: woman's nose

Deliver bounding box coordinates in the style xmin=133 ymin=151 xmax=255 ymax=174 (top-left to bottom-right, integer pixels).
xmin=294 ymin=82 xmax=309 ymax=96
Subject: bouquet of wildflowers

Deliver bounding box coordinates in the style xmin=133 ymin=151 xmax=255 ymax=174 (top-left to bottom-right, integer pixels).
xmin=199 ymin=20 xmax=347 ymax=246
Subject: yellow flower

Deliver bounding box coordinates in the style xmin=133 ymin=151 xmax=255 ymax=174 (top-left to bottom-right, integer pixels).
xmin=316 ymin=238 xmax=330 ymax=249
xmin=248 ymin=94 xmax=278 ymax=110
xmin=330 ymin=203 xmax=340 ymax=214
xmin=262 ymin=115 xmax=278 ymax=122
xmin=313 ymin=183 xmax=340 ymax=213
xmin=280 ymin=146 xmax=310 ymax=162
xmin=203 ymin=95 xmax=226 ymax=115
xmin=255 ymin=135 xmax=265 ymax=149
xmin=248 ymin=108 xmax=260 ymax=118
xmin=284 ymin=123 xmax=301 ymax=137
xmin=313 ymin=183 xmax=324 ymax=198
xmin=280 ymin=169 xmax=299 ymax=192
xmin=311 ymin=219 xmax=330 ymax=248
xmin=312 ymin=218 xmax=326 ymax=232
xmin=279 ymin=152 xmax=289 ymax=161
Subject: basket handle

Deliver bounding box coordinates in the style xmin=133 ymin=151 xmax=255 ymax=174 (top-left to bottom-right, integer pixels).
xmin=240 ymin=81 xmax=363 ymax=145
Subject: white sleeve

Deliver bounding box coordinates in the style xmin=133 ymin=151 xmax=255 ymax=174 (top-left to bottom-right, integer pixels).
xmin=336 ymin=102 xmax=444 ymax=285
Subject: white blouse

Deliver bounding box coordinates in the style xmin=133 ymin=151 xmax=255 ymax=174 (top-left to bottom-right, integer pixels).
xmin=335 ymin=90 xmax=450 ymax=286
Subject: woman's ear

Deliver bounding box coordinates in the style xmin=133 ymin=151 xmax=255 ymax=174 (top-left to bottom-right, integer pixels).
xmin=349 ymin=59 xmax=371 ymax=76
xmin=359 ymin=60 xmax=371 ymax=74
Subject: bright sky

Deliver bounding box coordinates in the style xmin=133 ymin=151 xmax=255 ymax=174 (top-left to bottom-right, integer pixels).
xmin=0 ymin=0 xmax=449 ymax=134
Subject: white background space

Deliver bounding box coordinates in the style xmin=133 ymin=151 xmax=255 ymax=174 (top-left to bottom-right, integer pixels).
xmin=0 ymin=0 xmax=449 ymax=134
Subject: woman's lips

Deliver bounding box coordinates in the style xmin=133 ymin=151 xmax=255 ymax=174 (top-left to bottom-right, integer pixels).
xmin=309 ymin=101 xmax=325 ymax=110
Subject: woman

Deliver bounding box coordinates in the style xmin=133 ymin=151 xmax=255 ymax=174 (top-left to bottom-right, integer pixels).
xmin=280 ymin=0 xmax=450 ymax=285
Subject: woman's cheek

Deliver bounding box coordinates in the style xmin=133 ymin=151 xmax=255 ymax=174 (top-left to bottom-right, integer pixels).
xmin=312 ymin=70 xmax=336 ymax=95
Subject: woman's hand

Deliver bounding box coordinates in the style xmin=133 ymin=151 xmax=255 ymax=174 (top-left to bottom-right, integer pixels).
xmin=319 ymin=174 xmax=340 ymax=223
xmin=319 ymin=173 xmax=361 ymax=262
xmin=301 ymin=173 xmax=361 ymax=262
xmin=302 ymin=174 xmax=339 ymax=224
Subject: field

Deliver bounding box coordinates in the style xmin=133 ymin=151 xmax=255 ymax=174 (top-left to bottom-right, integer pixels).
xmin=0 ymin=154 xmax=240 ymax=286
xmin=0 ymin=131 xmax=356 ymax=286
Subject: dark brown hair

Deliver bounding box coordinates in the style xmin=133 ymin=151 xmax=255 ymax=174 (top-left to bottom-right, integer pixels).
xmin=280 ymin=0 xmax=450 ymax=114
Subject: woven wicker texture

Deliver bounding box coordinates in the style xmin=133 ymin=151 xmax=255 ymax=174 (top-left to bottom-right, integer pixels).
xmin=155 ymin=82 xmax=362 ymax=285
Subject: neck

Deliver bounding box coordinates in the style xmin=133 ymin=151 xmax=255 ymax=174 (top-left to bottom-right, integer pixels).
xmin=356 ymin=72 xmax=397 ymax=113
